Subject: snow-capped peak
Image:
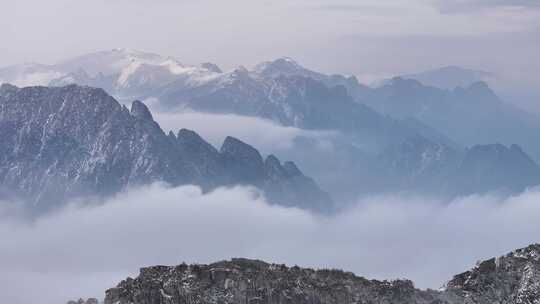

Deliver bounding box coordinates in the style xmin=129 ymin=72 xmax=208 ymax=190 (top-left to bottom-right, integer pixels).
xmin=54 ymin=49 xmax=219 ymax=90
xmin=57 ymin=48 xmax=172 ymax=77
xmin=252 ymin=57 xmax=326 ymax=81
xmin=253 ymin=57 xmax=302 ymax=75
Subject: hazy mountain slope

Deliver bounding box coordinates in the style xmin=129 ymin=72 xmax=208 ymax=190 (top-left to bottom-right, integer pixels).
xmin=362 ymin=78 xmax=540 ymax=161
xmin=154 ymin=70 xmax=441 ymax=155
xmin=448 ymin=144 xmax=540 ymax=195
xmin=103 ymin=244 xmax=540 ymax=304
xmin=378 ymin=140 xmax=540 ymax=196
xmin=378 ymin=135 xmax=462 ymax=192
xmin=151 ymin=64 xmax=540 ymax=199
xmin=0 ymin=84 xmax=331 ymax=213
xmin=402 ymin=66 xmax=493 ymax=90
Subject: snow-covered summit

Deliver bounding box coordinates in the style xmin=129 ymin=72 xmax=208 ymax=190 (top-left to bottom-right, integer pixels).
xmin=0 ymin=49 xmax=226 ymax=95
xmin=57 ymin=48 xmax=168 ymax=77
xmin=253 ymin=57 xmax=325 ymax=80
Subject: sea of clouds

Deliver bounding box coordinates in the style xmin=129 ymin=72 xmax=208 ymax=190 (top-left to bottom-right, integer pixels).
xmin=2 ymin=183 xmax=540 ymax=304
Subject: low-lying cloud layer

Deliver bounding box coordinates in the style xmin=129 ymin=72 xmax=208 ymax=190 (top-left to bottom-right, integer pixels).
xmin=153 ymin=110 xmax=334 ymax=152
xmin=2 ymin=184 xmax=540 ymax=304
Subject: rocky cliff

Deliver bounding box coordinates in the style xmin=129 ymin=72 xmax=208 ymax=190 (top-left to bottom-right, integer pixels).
xmin=104 ymin=259 xmax=448 ymax=304
xmin=0 ymin=84 xmax=331 ymax=213
xmin=446 ymin=244 xmax=540 ymax=304
xmin=103 ymin=244 xmax=540 ymax=304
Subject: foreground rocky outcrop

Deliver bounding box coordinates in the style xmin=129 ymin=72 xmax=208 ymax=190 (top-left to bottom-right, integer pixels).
xmin=446 ymin=244 xmax=540 ymax=304
xmin=103 ymin=244 xmax=540 ymax=304
xmin=0 ymin=84 xmax=331 ymax=213
xmin=104 ymin=259 xmax=448 ymax=304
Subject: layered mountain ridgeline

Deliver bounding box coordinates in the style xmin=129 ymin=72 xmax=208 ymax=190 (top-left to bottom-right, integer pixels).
xmin=0 ymin=49 xmax=451 ymax=153
xmin=142 ymin=59 xmax=446 ymax=155
xmin=3 ymin=49 xmax=539 ymax=160
xmin=101 ymin=244 xmax=540 ymax=304
xmin=379 ymin=139 xmax=540 ymax=196
xmin=0 ymin=84 xmax=331 ymax=213
xmin=400 ymin=66 xmax=493 ymax=90
xmin=450 ymin=144 xmax=540 ymax=195
xmin=3 ymin=49 xmax=540 ymax=199
xmin=361 ymin=77 xmax=540 ymax=161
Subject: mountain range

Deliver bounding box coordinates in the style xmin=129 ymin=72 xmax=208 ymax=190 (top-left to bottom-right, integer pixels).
xmin=2 ymin=49 xmax=540 ymax=203
xmin=0 ymin=83 xmax=331 ymax=213
xmin=0 ymin=49 xmax=450 ymax=153
xmin=2 ymin=51 xmax=540 ymax=304
xmin=362 ymin=77 xmax=540 ymax=160
xmin=400 ymin=66 xmax=494 ymax=90
xmin=67 ymin=243 xmax=540 ymax=304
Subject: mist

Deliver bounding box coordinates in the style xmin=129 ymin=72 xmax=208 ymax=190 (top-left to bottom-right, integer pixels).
xmin=152 ymin=110 xmax=334 ymax=152
xmin=2 ymin=184 xmax=540 ymax=304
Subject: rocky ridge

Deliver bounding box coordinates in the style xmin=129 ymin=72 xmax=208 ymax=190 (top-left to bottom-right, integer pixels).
xmin=102 ymin=244 xmax=540 ymax=304
xmin=0 ymin=84 xmax=331 ymax=213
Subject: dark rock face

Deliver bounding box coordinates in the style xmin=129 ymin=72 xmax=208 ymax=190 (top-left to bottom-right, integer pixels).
xmin=219 ymin=137 xmax=332 ymax=211
xmin=0 ymin=83 xmax=198 ymax=211
xmin=446 ymin=244 xmax=540 ymax=304
xmin=0 ymin=84 xmax=332 ymax=213
xmin=104 ymin=259 xmax=447 ymax=304
xmin=262 ymin=155 xmax=333 ymax=212
xmin=220 ymin=136 xmax=266 ymax=184
xmin=174 ymin=128 xmax=224 ymax=186
xmin=104 ymin=245 xmax=540 ymax=304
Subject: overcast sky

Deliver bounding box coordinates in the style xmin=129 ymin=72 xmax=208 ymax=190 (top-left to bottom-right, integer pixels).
xmin=1 ymin=0 xmax=539 ymax=81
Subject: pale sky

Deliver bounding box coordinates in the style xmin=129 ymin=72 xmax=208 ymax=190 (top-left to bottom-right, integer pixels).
xmin=1 ymin=0 xmax=539 ymax=108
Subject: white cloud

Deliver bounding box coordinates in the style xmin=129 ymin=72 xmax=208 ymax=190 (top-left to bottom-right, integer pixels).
xmin=152 ymin=110 xmax=334 ymax=152
xmin=1 ymin=184 xmax=540 ymax=304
